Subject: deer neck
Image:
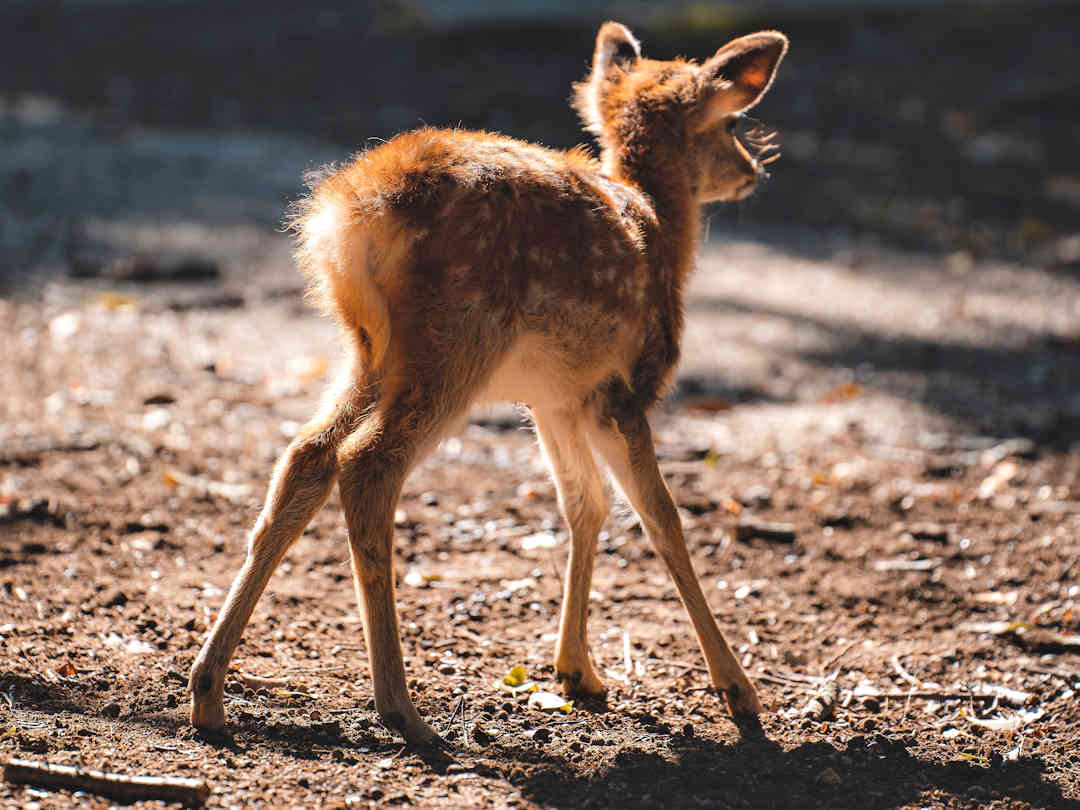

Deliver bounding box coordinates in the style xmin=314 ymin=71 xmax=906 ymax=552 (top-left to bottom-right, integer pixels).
xmin=604 ymin=146 xmax=701 ymax=287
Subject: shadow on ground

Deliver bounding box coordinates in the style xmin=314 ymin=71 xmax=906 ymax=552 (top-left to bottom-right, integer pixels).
xmin=683 ymin=294 xmax=1080 ymax=448
xmin=6 ymin=668 xmax=1075 ymax=810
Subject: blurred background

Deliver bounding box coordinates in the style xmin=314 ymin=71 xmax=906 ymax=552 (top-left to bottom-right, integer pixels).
xmin=2 ymin=0 xmax=1078 ymax=289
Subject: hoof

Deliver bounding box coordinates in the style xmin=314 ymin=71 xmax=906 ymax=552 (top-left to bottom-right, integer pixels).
xmin=380 ymin=709 xmax=440 ymax=746
xmin=190 ymin=669 xmax=226 ymax=730
xmin=556 ymin=667 xmax=605 ymax=697
xmin=721 ymin=679 xmax=764 ymax=718
xmin=190 ymin=697 xmax=226 ymax=731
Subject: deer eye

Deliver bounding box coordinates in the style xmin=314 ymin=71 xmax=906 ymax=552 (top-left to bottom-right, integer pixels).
xmin=724 ymin=118 xmax=737 ymax=134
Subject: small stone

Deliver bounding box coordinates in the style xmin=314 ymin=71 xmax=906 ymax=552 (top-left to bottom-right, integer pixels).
xmin=529 ymin=727 xmax=552 ymax=743
xmin=908 ymin=522 xmax=950 ymax=543
xmin=472 ymin=725 xmax=493 ymax=745
xmin=100 ymin=590 xmax=128 ymax=608
xmin=735 ymin=515 xmax=796 ymax=544
xmin=101 ymin=701 xmax=122 ymax=717
xmin=737 ymin=485 xmax=773 ymax=508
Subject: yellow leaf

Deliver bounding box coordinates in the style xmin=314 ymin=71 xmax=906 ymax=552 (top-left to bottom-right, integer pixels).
xmin=504 ymin=665 xmax=528 ymax=687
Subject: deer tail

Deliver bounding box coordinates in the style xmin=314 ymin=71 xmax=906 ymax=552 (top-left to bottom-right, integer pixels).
xmin=289 ymin=189 xmax=392 ymax=371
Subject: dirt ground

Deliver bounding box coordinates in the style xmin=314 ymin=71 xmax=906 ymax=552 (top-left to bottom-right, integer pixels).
xmin=2 ymin=227 xmax=1079 ymax=809
xmin=2 ymin=3 xmax=1080 ymax=809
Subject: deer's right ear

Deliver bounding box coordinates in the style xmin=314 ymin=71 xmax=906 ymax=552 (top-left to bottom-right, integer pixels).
xmin=698 ymin=31 xmax=787 ymax=127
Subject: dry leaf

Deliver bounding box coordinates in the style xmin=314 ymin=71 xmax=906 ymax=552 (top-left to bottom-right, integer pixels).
xmin=528 ymin=691 xmax=573 ymax=713
xmin=819 ymin=382 xmax=862 ymax=404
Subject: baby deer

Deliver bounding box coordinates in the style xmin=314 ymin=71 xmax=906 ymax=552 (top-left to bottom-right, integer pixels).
xmin=190 ymin=22 xmax=787 ymax=743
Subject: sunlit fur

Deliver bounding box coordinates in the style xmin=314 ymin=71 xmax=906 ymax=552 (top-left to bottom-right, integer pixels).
xmin=190 ymin=22 xmax=787 ymax=744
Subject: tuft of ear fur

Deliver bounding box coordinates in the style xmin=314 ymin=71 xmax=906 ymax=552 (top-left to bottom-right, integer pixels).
xmin=698 ymin=31 xmax=788 ymax=127
xmin=573 ymin=21 xmax=641 ymax=136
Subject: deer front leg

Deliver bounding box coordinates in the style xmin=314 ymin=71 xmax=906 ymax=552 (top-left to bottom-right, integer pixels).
xmin=588 ymin=403 xmax=763 ymax=719
xmin=533 ymin=408 xmax=607 ymax=696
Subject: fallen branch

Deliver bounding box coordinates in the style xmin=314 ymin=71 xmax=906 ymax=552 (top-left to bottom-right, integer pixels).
xmin=3 ymin=758 xmax=209 ymax=808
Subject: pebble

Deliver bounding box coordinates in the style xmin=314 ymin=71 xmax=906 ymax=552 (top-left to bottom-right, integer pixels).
xmin=101 ymin=701 xmax=122 ymax=717
xmin=735 ymin=515 xmax=797 ymax=544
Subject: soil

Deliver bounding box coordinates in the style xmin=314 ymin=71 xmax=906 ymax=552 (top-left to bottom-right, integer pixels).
xmin=2 ymin=232 xmax=1079 ymax=809
xmin=2 ymin=3 xmax=1080 ymax=809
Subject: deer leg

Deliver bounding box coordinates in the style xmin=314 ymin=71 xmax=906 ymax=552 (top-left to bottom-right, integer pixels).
xmin=336 ymin=410 xmax=438 ymax=744
xmin=190 ymin=384 xmax=368 ymax=730
xmin=337 ymin=333 xmax=505 ymax=743
xmin=533 ymin=408 xmax=607 ymax=696
xmin=588 ymin=399 xmax=763 ymax=718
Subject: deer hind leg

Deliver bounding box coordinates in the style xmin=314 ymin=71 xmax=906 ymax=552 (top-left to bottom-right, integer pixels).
xmin=587 ymin=390 xmax=763 ymax=719
xmin=533 ymin=407 xmax=608 ymax=696
xmin=190 ymin=383 xmax=370 ymax=730
xmin=337 ymin=340 xmax=506 ymax=743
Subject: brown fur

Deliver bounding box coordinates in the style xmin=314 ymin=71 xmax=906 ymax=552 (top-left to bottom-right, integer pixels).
xmin=190 ymin=22 xmax=788 ymax=743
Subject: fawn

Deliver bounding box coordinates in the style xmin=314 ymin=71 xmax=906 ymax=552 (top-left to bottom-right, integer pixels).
xmin=190 ymin=22 xmax=787 ymax=743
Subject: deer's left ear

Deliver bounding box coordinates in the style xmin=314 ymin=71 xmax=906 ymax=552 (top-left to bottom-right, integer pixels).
xmin=592 ymin=21 xmax=641 ymax=80
xmin=574 ymin=21 xmax=641 ymax=136
xmin=699 ymin=31 xmax=787 ymax=125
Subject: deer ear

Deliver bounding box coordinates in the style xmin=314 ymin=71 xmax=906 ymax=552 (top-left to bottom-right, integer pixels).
xmin=575 ymin=22 xmax=641 ymax=135
xmin=592 ymin=21 xmax=641 ymax=78
xmin=699 ymin=31 xmax=787 ymax=124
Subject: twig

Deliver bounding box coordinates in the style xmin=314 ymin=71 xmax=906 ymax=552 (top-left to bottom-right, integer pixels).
xmin=648 ymin=657 xmax=708 ymax=676
xmin=759 ymin=668 xmax=824 ymax=686
xmin=902 ymin=684 xmax=915 ymax=721
xmin=861 ymin=691 xmax=1022 ymax=704
xmin=443 ymin=695 xmax=465 ymax=741
xmin=3 ymin=759 xmax=209 ymax=808
xmin=324 ymin=706 xmax=368 ymax=715
xmin=756 ymin=673 xmax=807 ymax=691
xmin=283 ymin=665 xmax=354 ymax=673
xmin=891 ymin=655 xmax=923 ymax=688
xmin=235 ymin=673 xmax=290 ymax=690
xmin=820 ymin=639 xmax=860 ymax=674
